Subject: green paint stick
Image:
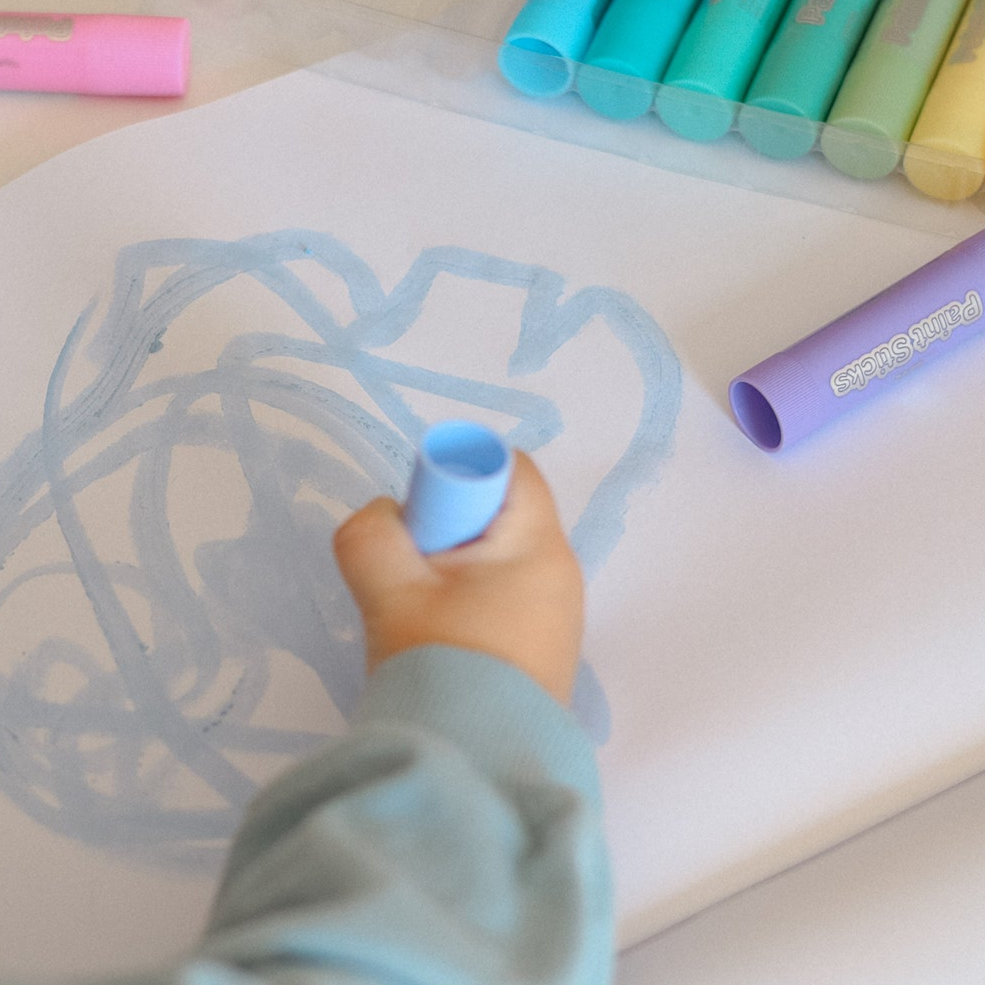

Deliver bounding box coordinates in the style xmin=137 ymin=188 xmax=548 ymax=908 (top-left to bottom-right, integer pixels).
xmin=738 ymin=0 xmax=881 ymax=159
xmin=820 ymin=0 xmax=969 ymax=179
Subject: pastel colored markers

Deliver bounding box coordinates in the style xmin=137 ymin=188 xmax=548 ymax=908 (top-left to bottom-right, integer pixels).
xmin=738 ymin=0 xmax=881 ymax=160
xmin=654 ymin=0 xmax=790 ymax=143
xmin=576 ymin=0 xmax=700 ymax=120
xmin=403 ymin=421 xmax=513 ymax=554
xmin=498 ymin=0 xmax=612 ymax=98
xmin=729 ymin=228 xmax=985 ymax=452
xmin=0 ymin=12 xmax=189 ymax=96
xmin=904 ymin=0 xmax=985 ymax=201
xmin=820 ymin=0 xmax=968 ymax=180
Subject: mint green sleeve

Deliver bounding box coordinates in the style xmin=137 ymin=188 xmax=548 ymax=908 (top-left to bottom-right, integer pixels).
xmin=128 ymin=645 xmax=613 ymax=985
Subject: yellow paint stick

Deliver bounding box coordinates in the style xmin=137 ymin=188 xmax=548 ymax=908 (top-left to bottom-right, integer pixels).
xmin=904 ymin=0 xmax=985 ymax=201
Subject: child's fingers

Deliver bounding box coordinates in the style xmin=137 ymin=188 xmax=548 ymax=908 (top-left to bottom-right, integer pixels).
xmin=333 ymin=497 xmax=431 ymax=604
xmin=468 ymin=451 xmax=567 ymax=554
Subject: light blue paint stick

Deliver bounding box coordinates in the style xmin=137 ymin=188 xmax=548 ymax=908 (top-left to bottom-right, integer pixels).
xmin=403 ymin=421 xmax=513 ymax=554
xmin=655 ymin=0 xmax=790 ymax=142
xmin=499 ymin=0 xmax=613 ymax=98
xmin=577 ymin=0 xmax=701 ymax=120
xmin=738 ymin=0 xmax=881 ymax=159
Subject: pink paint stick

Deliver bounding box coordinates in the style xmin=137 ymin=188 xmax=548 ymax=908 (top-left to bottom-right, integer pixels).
xmin=0 ymin=12 xmax=189 ymax=96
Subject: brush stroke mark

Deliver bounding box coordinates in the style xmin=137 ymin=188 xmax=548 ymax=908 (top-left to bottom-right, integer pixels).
xmin=0 ymin=230 xmax=682 ymax=867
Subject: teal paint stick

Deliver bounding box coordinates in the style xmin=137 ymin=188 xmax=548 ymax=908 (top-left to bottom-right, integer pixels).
xmin=820 ymin=0 xmax=969 ymax=179
xmin=654 ymin=0 xmax=791 ymax=143
xmin=577 ymin=0 xmax=701 ymax=119
xmin=499 ymin=0 xmax=613 ymax=98
xmin=737 ymin=0 xmax=881 ymax=159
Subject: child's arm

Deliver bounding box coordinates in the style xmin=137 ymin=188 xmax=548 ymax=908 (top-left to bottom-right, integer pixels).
xmin=65 ymin=453 xmax=614 ymax=985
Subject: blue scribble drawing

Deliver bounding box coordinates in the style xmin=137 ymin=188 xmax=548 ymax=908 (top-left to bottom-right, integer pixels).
xmin=0 ymin=230 xmax=681 ymax=868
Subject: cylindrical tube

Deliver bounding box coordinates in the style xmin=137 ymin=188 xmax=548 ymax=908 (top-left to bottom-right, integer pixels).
xmin=820 ymin=0 xmax=968 ymax=180
xmin=577 ymin=0 xmax=700 ymax=120
xmin=655 ymin=0 xmax=789 ymax=143
xmin=0 ymin=12 xmax=190 ymax=96
xmin=738 ymin=0 xmax=881 ymax=160
xmin=729 ymin=228 xmax=985 ymax=452
xmin=498 ymin=0 xmax=612 ymax=98
xmin=903 ymin=0 xmax=985 ymax=201
xmin=403 ymin=421 xmax=513 ymax=554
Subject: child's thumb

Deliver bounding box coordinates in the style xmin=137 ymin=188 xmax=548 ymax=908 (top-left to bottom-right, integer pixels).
xmin=333 ymin=496 xmax=426 ymax=606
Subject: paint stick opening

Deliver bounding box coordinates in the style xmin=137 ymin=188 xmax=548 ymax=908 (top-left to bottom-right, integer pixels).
xmin=729 ymin=380 xmax=782 ymax=451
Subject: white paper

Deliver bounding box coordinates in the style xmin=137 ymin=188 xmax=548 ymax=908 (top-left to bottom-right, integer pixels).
xmin=0 ymin=65 xmax=983 ymax=977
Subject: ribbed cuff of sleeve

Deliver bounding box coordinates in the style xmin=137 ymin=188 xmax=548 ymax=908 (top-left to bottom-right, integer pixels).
xmin=350 ymin=645 xmax=603 ymax=812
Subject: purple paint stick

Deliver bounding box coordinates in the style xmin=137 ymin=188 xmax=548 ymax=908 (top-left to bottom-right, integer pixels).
xmin=729 ymin=228 xmax=985 ymax=452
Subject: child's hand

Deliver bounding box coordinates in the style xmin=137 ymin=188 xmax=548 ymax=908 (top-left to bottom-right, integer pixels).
xmin=333 ymin=451 xmax=584 ymax=705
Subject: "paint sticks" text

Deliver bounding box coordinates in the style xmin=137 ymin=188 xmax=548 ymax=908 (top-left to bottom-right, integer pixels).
xmin=829 ymin=289 xmax=983 ymax=396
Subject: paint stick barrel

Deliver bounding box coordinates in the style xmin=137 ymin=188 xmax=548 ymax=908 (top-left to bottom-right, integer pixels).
xmin=820 ymin=0 xmax=968 ymax=180
xmin=498 ymin=0 xmax=611 ymax=98
xmin=655 ymin=0 xmax=789 ymax=143
xmin=403 ymin=421 xmax=513 ymax=553
xmin=903 ymin=0 xmax=985 ymax=201
xmin=729 ymin=229 xmax=985 ymax=452
xmin=577 ymin=0 xmax=699 ymax=120
xmin=0 ymin=13 xmax=189 ymax=96
xmin=738 ymin=0 xmax=880 ymax=160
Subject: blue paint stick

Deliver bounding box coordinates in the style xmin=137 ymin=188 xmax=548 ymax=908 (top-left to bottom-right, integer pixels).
xmin=577 ymin=0 xmax=701 ymax=119
xmin=403 ymin=421 xmax=514 ymax=554
xmin=655 ymin=0 xmax=790 ymax=142
xmin=737 ymin=0 xmax=881 ymax=159
xmin=499 ymin=0 xmax=612 ymax=98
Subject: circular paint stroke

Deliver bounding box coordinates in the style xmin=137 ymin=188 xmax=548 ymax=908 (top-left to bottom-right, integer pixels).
xmin=0 ymin=230 xmax=682 ymax=868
